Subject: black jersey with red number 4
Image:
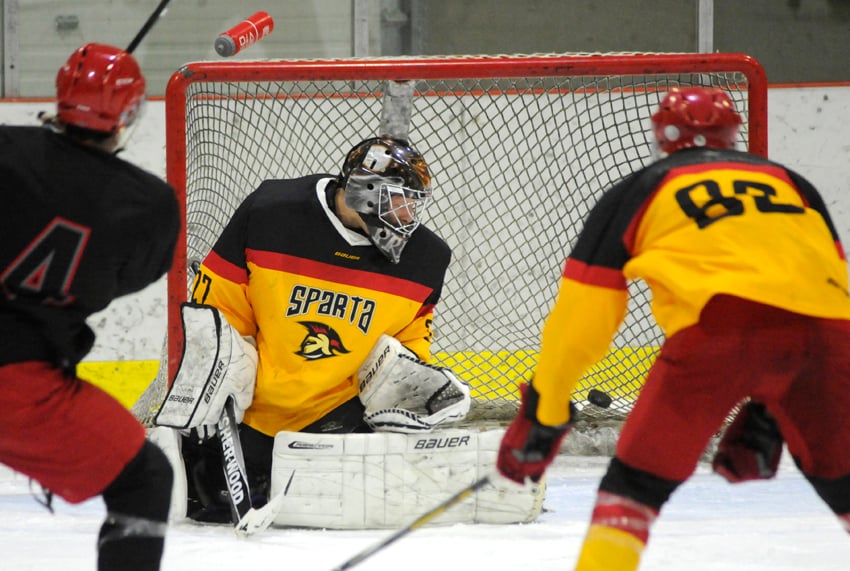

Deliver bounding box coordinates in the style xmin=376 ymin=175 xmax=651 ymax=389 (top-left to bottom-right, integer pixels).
xmin=0 ymin=126 xmax=179 ymax=367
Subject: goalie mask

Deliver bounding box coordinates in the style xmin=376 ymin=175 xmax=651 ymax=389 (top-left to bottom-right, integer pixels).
xmin=651 ymin=87 xmax=742 ymax=156
xmin=341 ymin=137 xmax=433 ymax=264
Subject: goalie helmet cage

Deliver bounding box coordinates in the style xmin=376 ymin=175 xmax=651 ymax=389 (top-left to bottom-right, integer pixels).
xmin=139 ymin=52 xmax=766 ymax=431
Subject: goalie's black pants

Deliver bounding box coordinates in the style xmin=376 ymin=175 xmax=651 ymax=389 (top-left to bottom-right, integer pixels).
xmin=181 ymin=426 xmax=267 ymax=524
xmin=182 ymin=397 xmax=371 ymax=523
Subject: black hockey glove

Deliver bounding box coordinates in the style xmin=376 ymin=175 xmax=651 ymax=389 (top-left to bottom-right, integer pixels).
xmin=713 ymin=401 xmax=783 ymax=483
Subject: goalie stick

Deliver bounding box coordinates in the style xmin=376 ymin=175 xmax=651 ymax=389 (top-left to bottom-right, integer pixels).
xmin=236 ymin=476 xmax=290 ymax=536
xmin=217 ymin=397 xmax=252 ymax=524
xmin=328 ymin=474 xmax=493 ymax=571
xmin=217 ymin=397 xmax=285 ymax=536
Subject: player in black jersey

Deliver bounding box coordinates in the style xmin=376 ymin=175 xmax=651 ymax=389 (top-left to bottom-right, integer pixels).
xmin=0 ymin=44 xmax=179 ymax=570
xmin=498 ymin=87 xmax=850 ymax=570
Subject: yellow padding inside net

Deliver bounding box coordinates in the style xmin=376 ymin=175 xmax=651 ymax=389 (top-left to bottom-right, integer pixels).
xmin=78 ymin=360 xmax=160 ymax=410
xmin=436 ymin=346 xmax=657 ymax=404
xmin=81 ymin=346 xmax=657 ymax=413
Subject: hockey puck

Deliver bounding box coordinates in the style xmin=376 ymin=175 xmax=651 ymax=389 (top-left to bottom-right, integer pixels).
xmin=587 ymin=389 xmax=613 ymax=409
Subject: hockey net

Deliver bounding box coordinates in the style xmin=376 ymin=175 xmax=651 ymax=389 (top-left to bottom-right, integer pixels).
xmin=133 ymin=52 xmax=767 ymax=447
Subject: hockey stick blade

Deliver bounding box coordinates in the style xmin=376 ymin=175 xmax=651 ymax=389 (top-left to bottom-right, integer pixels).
xmin=235 ymin=490 xmax=286 ymax=537
xmin=234 ymin=465 xmax=295 ymax=536
xmin=328 ymin=474 xmax=492 ymax=571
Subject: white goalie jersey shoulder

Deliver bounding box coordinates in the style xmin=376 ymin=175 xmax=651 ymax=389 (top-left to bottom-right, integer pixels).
xmin=357 ymin=334 xmax=471 ymax=432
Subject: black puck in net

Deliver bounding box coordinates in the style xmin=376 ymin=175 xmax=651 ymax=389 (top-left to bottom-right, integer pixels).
xmin=587 ymin=389 xmax=613 ymax=409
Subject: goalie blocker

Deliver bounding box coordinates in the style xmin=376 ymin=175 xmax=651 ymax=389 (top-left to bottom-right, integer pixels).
xmin=155 ymin=303 xmax=258 ymax=436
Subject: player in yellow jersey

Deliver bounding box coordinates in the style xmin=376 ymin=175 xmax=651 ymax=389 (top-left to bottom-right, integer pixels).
xmin=172 ymin=137 xmax=455 ymax=522
xmin=497 ymin=87 xmax=850 ymax=570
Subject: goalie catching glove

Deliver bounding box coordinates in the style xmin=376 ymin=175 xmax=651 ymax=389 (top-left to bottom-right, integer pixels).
xmin=497 ymin=382 xmax=575 ymax=484
xmin=712 ymin=400 xmax=783 ymax=483
xmin=357 ymin=335 xmax=471 ymax=433
xmin=155 ymin=303 xmax=258 ymax=439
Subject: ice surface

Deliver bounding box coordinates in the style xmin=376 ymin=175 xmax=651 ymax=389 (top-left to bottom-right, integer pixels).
xmin=2 ymin=453 xmax=848 ymax=570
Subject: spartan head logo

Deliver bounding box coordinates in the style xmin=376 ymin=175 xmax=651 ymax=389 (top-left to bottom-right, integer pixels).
xmin=295 ymin=321 xmax=351 ymax=360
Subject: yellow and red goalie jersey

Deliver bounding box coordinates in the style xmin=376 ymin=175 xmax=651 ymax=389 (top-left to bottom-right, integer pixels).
xmin=534 ymin=148 xmax=850 ymax=426
xmin=190 ymin=175 xmax=451 ymax=435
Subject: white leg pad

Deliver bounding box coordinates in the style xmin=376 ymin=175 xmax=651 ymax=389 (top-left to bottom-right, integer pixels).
xmin=147 ymin=426 xmax=187 ymax=523
xmin=269 ymin=428 xmax=545 ymax=529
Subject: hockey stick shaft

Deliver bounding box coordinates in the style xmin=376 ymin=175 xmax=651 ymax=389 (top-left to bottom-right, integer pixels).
xmin=217 ymin=397 xmax=253 ymax=524
xmin=126 ymin=0 xmax=172 ymax=53
xmin=328 ymin=474 xmax=492 ymax=571
xmin=216 ymin=398 xmax=285 ymax=536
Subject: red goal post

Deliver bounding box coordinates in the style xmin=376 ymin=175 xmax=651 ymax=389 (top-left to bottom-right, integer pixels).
xmin=139 ymin=52 xmax=767 ymax=427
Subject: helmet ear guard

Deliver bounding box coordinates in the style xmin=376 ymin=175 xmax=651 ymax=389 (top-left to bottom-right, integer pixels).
xmin=340 ymin=137 xmax=433 ymax=263
xmin=651 ymin=87 xmax=742 ymax=156
xmin=55 ymin=43 xmax=146 ymax=135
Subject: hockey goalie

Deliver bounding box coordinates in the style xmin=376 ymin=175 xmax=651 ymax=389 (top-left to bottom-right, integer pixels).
xmin=151 ymin=138 xmax=543 ymax=529
xmin=152 ymin=303 xmax=544 ymax=530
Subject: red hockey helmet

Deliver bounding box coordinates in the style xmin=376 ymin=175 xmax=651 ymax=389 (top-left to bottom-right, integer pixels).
xmin=56 ymin=43 xmax=146 ymax=134
xmin=651 ymin=87 xmax=742 ymax=155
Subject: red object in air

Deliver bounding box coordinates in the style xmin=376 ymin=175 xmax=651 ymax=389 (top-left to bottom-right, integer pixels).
xmin=215 ymin=12 xmax=275 ymax=57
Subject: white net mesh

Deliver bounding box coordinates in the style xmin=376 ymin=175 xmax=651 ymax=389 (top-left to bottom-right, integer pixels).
xmin=132 ymin=53 xmax=766 ymax=443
